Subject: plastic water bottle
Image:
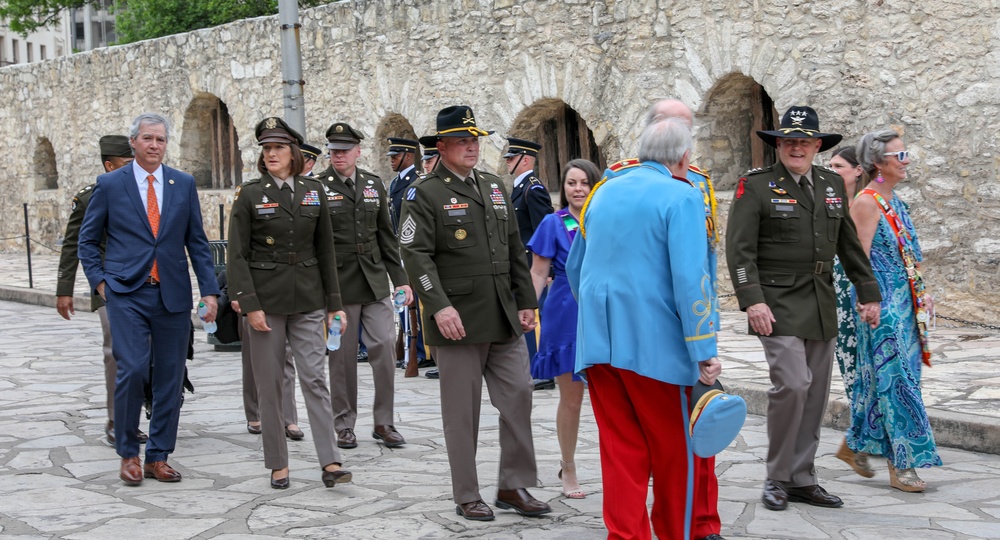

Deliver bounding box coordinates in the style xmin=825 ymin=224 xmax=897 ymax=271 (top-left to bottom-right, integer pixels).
xmin=327 ymin=315 xmax=343 ymax=351
xmin=198 ymin=302 xmax=217 ymax=334
xmin=392 ymin=289 xmax=406 ymax=313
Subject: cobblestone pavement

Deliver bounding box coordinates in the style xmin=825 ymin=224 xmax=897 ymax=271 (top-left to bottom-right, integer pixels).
xmin=1 ymin=254 xmax=999 ymax=538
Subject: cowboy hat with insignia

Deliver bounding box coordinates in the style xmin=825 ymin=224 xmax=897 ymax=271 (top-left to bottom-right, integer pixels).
xmin=503 ymin=137 xmax=541 ymax=158
xmin=419 ymin=105 xmax=494 ymax=147
xmin=99 ymin=135 xmax=134 ymax=158
xmin=386 ymin=137 xmax=419 ymax=156
xmin=756 ymin=105 xmax=843 ymax=152
xmin=325 ymin=122 xmax=365 ymax=150
xmin=255 ymin=116 xmax=304 ymax=146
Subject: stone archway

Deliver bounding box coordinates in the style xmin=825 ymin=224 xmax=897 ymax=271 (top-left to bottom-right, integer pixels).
xmin=34 ymin=138 xmax=58 ymax=191
xmin=505 ymin=99 xmax=605 ymax=192
xmin=180 ymin=93 xmax=242 ymax=190
xmin=372 ymin=113 xmax=418 ymax=185
xmin=697 ymin=74 xmax=778 ymax=190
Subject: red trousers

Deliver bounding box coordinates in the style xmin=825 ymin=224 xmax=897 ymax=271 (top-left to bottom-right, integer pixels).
xmin=588 ymin=364 xmax=721 ymax=540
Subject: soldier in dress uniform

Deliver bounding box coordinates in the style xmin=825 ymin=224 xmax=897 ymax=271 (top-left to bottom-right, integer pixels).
xmin=300 ymin=143 xmax=322 ymax=176
xmin=504 ymin=137 xmax=553 ymax=388
xmin=421 ymin=146 xmax=440 ymax=174
xmin=227 ymin=116 xmax=351 ymax=490
xmin=418 ymin=140 xmax=442 ymax=379
xmin=725 ymin=105 xmax=882 ymax=512
xmin=56 ymin=135 xmax=147 ymax=445
xmin=316 ymin=122 xmax=411 ymax=450
xmin=399 ymin=105 xmax=550 ymax=521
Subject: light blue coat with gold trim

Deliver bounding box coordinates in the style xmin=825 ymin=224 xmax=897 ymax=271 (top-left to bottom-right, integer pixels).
xmin=567 ymin=161 xmax=717 ymax=386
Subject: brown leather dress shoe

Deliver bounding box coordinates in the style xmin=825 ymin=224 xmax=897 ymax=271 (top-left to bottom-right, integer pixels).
xmin=321 ymin=468 xmax=353 ymax=487
xmin=372 ymin=425 xmax=405 ymax=447
xmin=337 ymin=428 xmax=357 ymax=449
xmin=495 ymin=488 xmax=552 ymax=517
xmin=761 ymin=479 xmax=788 ymax=511
xmin=120 ymin=456 xmax=142 ymax=485
xmin=143 ymin=461 xmax=182 ymax=482
xmin=456 ymin=500 xmax=495 ymax=521
xmin=106 ymin=420 xmax=115 ymax=444
xmin=247 ymin=422 xmax=262 ymax=435
xmin=786 ymin=484 xmax=843 ymax=508
xmin=285 ymin=426 xmax=305 ymax=440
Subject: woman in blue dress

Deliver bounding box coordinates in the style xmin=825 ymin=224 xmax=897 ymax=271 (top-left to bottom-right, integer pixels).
xmin=845 ymin=130 xmax=941 ymax=492
xmin=527 ymin=158 xmax=598 ymax=499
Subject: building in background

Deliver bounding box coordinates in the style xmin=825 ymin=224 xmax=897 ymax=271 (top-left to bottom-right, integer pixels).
xmin=1 ymin=0 xmax=115 ymax=66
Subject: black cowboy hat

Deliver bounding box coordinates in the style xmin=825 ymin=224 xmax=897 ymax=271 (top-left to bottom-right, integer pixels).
xmin=756 ymin=105 xmax=843 ymax=152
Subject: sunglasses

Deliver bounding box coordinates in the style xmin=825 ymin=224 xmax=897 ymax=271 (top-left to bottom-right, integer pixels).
xmin=883 ymin=150 xmax=910 ymax=161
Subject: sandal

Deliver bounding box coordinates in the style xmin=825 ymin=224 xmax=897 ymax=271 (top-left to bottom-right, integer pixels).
xmin=558 ymin=460 xmax=586 ymax=499
xmin=888 ymin=461 xmax=926 ymax=492
xmin=835 ymin=439 xmax=875 ymax=478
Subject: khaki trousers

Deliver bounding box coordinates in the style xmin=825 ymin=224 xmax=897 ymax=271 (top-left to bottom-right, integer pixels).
xmin=328 ymin=297 xmax=396 ymax=431
xmin=759 ymin=335 xmax=835 ymax=487
xmin=435 ymin=335 xmax=538 ymax=504
xmin=240 ymin=317 xmax=299 ymax=425
xmin=247 ymin=309 xmax=341 ymax=470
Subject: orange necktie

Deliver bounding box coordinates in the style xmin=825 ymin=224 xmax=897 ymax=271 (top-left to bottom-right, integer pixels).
xmin=147 ymin=175 xmax=160 ymax=282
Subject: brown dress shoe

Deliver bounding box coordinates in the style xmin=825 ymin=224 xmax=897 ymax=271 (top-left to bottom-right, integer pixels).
xmin=321 ymin=468 xmax=353 ymax=487
xmin=143 ymin=461 xmax=182 ymax=482
xmin=106 ymin=420 xmax=116 ymax=444
xmin=337 ymin=428 xmax=357 ymax=449
xmin=120 ymin=456 xmax=142 ymax=485
xmin=495 ymin=488 xmax=551 ymax=517
xmin=786 ymin=484 xmax=843 ymax=508
xmin=372 ymin=425 xmax=405 ymax=447
xmin=761 ymin=479 xmax=788 ymax=511
xmin=456 ymin=500 xmax=495 ymax=521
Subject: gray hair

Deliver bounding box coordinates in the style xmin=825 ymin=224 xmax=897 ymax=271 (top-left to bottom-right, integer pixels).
xmin=643 ymin=99 xmax=695 ymax=128
xmin=856 ymin=129 xmax=900 ymax=180
xmin=637 ymin=117 xmax=692 ymax=167
xmin=129 ymin=112 xmax=171 ymax=142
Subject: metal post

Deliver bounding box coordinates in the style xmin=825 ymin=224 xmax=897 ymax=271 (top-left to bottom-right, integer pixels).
xmin=219 ymin=203 xmax=225 ymax=240
xmin=22 ymin=203 xmax=33 ymax=289
xmin=278 ymin=0 xmax=305 ymax=134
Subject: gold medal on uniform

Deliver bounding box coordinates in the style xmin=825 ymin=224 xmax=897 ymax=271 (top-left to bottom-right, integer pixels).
xmin=455 ymin=229 xmax=467 ymax=240
xmin=266 ymin=236 xmax=275 ymax=245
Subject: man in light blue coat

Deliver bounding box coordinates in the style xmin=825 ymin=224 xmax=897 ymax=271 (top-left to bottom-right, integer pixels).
xmin=567 ymin=111 xmax=724 ymax=540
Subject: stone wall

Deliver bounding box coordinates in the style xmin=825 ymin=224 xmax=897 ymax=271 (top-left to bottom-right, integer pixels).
xmin=1 ymin=0 xmax=998 ymax=320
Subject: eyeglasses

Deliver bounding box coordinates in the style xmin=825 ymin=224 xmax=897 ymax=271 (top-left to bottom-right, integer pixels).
xmin=883 ymin=150 xmax=910 ymax=161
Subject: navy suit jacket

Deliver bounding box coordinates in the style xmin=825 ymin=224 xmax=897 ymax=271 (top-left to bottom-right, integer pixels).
xmin=79 ymin=163 xmax=219 ymax=313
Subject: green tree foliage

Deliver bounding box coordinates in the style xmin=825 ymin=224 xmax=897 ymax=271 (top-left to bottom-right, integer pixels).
xmin=1 ymin=0 xmax=328 ymax=43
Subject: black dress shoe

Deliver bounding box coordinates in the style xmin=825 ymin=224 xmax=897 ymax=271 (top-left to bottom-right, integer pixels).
xmin=337 ymin=428 xmax=358 ymax=449
xmin=396 ymin=359 xmax=406 ymax=369
xmin=247 ymin=422 xmax=262 ymax=435
xmin=105 ymin=420 xmax=115 ymax=444
xmin=761 ymin=479 xmax=788 ymax=511
xmin=417 ymin=358 xmax=435 ymax=368
xmin=425 ymin=369 xmax=439 ymax=379
xmin=495 ymin=488 xmax=552 ymax=517
xmin=136 ymin=429 xmax=148 ymax=444
xmin=456 ymin=500 xmax=495 ymax=521
xmin=357 ymin=350 xmax=369 ymax=362
xmin=533 ymin=378 xmax=556 ymax=391
xmin=285 ymin=426 xmax=304 ymax=440
xmin=270 ymin=471 xmax=289 ymax=490
xmin=787 ymin=484 xmax=844 ymax=508
xmin=322 ymin=468 xmax=352 ymax=487
xmin=372 ymin=425 xmax=405 ymax=447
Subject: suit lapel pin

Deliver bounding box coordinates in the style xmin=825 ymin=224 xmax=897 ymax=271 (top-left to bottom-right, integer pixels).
xmin=168 ymin=179 xmax=175 ymax=185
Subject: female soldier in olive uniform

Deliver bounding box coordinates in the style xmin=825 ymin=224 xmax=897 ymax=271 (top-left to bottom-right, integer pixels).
xmin=227 ymin=117 xmax=351 ymax=490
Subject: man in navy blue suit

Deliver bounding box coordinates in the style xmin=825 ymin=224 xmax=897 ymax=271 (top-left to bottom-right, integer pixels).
xmin=79 ymin=112 xmax=220 ymax=486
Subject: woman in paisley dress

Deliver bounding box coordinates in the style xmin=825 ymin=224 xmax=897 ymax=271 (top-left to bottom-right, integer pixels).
xmin=842 ymin=130 xmax=941 ymax=492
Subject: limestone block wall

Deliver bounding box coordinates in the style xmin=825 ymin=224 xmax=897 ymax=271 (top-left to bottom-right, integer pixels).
xmin=0 ymin=0 xmax=998 ymax=320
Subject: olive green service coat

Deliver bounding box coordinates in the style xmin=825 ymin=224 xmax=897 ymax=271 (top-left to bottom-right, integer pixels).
xmin=725 ymin=162 xmax=881 ymax=341
xmin=227 ymin=174 xmax=343 ymax=315
xmin=57 ymin=185 xmax=106 ymax=311
xmin=398 ymin=167 xmax=537 ymax=346
xmin=316 ymin=167 xmax=407 ymax=303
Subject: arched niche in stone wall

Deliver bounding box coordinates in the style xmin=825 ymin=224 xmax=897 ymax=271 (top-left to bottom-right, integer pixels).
xmin=371 ymin=113 xmax=418 ymax=186
xmin=34 ymin=137 xmax=58 ymax=191
xmin=180 ymin=93 xmax=243 ymax=190
xmin=697 ymin=74 xmax=778 ymax=190
xmin=503 ymin=99 xmax=606 ymax=193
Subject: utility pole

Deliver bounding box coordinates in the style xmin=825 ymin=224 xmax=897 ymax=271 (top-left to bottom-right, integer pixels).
xmin=277 ymin=0 xmax=305 ymax=134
